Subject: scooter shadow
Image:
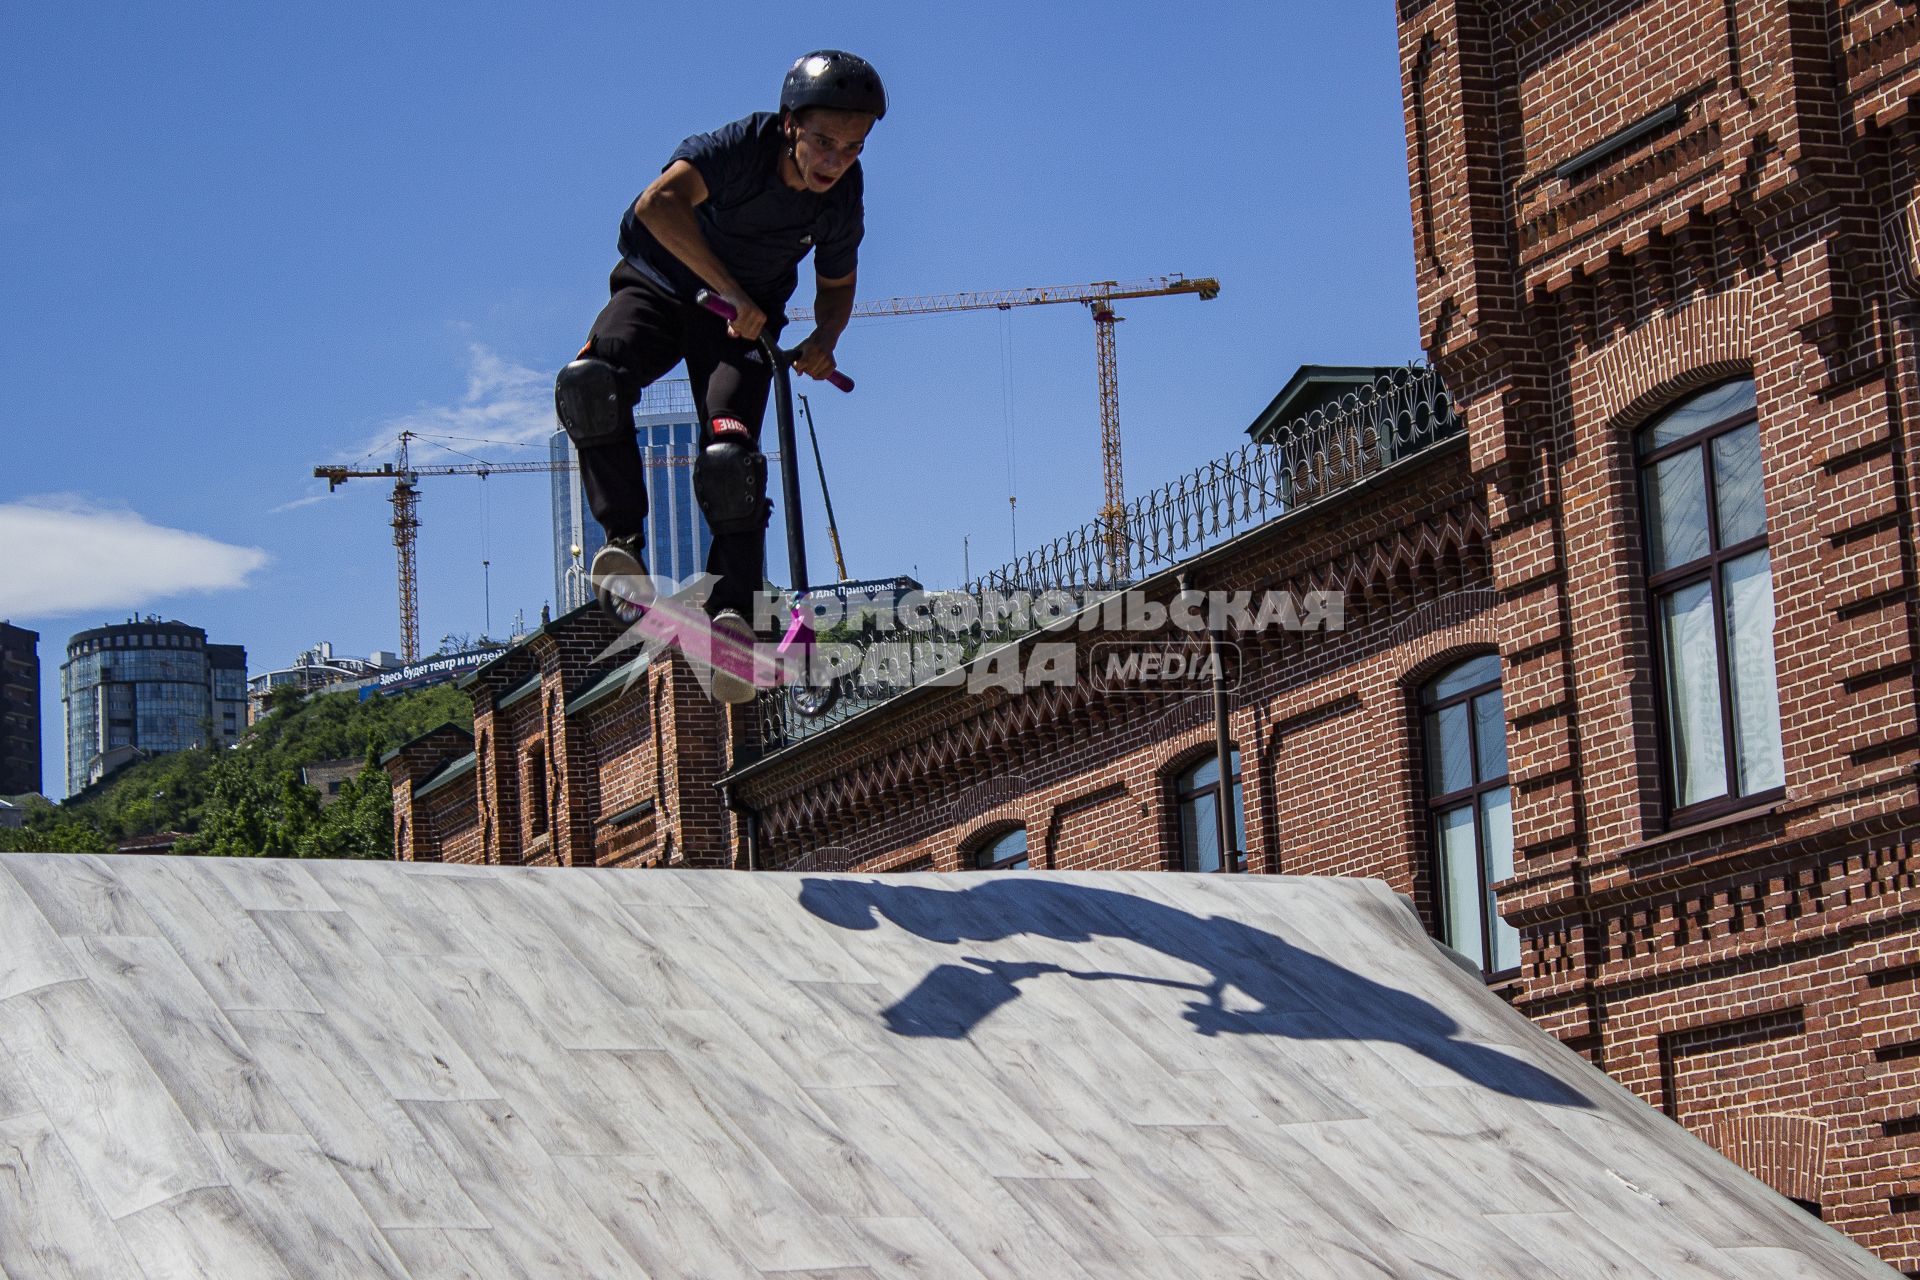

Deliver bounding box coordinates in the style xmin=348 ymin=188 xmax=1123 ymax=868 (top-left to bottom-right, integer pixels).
xmin=797 ymin=876 xmax=1592 ymax=1109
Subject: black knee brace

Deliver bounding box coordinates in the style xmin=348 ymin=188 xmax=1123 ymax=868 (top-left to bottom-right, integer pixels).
xmin=694 ymin=440 xmax=771 ymax=535
xmin=554 ymin=358 xmax=631 ymax=446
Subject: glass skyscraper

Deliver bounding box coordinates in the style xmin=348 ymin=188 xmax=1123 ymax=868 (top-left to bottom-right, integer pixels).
xmin=551 ymin=377 xmax=712 ymax=612
xmin=0 ymin=622 xmax=40 ymax=796
xmin=60 ymin=618 xmax=247 ymax=795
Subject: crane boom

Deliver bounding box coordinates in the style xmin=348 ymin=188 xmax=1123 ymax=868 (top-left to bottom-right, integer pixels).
xmin=313 ymin=454 xmax=718 ymax=491
xmin=788 ymin=274 xmax=1221 ymax=320
xmin=313 ymin=433 xmax=784 ymax=664
xmin=790 ymin=274 xmax=1220 ymax=579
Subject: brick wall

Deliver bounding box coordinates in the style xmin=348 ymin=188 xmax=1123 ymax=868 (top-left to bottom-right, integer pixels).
xmin=385 ymin=605 xmax=743 ymax=873
xmin=728 ymin=449 xmax=1492 ymax=896
xmin=419 ymin=772 xmax=483 ymax=865
xmin=1392 ymin=1 xmax=1920 ymax=1264
xmin=582 ymin=691 xmax=658 ymax=866
xmin=382 ymin=724 xmax=473 ymax=863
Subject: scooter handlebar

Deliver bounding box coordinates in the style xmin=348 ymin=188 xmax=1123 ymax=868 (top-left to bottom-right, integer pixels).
xmin=695 ymin=289 xmax=738 ymax=321
xmin=695 ymin=289 xmax=855 ymax=392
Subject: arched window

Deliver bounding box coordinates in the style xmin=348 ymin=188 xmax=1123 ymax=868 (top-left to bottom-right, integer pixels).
xmin=972 ymin=828 xmax=1029 ymax=870
xmin=525 ymin=741 xmax=549 ymax=838
xmin=1176 ymin=751 xmax=1245 ymax=873
xmin=1638 ymin=379 xmax=1784 ymax=817
xmin=1422 ymin=654 xmax=1518 ymax=976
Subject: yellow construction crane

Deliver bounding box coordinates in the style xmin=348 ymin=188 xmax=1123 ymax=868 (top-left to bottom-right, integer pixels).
xmin=793 ymin=274 xmax=1220 ymax=576
xmin=314 ymin=430 xmax=777 ymax=664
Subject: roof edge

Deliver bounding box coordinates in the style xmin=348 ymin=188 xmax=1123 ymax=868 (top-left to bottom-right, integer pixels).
xmin=379 ymin=721 xmax=474 ymax=767
xmin=413 ymin=751 xmax=479 ymax=800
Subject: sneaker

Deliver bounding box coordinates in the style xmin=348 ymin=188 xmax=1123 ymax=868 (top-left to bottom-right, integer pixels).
xmin=591 ymin=538 xmax=654 ymax=622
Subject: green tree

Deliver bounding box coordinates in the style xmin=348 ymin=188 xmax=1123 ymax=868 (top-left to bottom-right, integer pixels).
xmin=184 ymin=756 xmax=276 ymax=856
xmin=264 ymin=684 xmax=308 ymax=715
xmin=271 ymin=769 xmax=323 ymax=854
xmin=0 ymin=820 xmax=112 ymax=853
xmin=300 ymin=764 xmax=394 ymax=859
xmin=3 ymin=794 xmax=56 ymax=822
xmin=185 ymin=761 xmax=324 ymax=858
xmin=50 ymin=682 xmax=471 ymax=858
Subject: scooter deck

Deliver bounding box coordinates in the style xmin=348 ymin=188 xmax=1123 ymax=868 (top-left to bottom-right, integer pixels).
xmin=600 ymin=587 xmax=793 ymax=701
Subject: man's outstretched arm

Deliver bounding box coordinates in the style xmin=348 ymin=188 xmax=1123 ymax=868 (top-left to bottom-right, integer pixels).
xmin=633 ymin=160 xmax=768 ymax=341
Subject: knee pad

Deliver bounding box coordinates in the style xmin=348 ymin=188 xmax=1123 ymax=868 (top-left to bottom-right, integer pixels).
xmin=554 ymin=358 xmax=632 ymax=447
xmin=694 ymin=440 xmax=771 ymax=535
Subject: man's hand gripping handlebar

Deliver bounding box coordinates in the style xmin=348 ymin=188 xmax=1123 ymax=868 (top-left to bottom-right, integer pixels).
xmin=695 ymin=290 xmax=856 ymax=392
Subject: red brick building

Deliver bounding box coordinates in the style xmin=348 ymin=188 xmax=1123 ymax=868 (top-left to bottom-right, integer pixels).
xmin=1388 ymin=0 xmax=1920 ymax=1264
xmin=385 ymin=4 xmax=1920 ymax=1265
xmin=384 ymin=608 xmax=743 ymax=872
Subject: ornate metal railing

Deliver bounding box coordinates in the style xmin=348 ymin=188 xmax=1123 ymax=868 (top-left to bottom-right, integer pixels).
xmin=753 ymin=365 xmax=1460 ymax=750
xmin=969 ymin=364 xmax=1459 ymax=594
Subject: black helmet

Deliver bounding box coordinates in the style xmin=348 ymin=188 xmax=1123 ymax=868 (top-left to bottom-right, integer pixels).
xmin=780 ymin=50 xmax=887 ymax=122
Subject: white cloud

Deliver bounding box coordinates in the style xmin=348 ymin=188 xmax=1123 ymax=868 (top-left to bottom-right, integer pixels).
xmin=0 ymin=497 xmax=269 ymax=620
xmin=333 ymin=343 xmax=560 ymax=467
xmin=267 ymin=492 xmax=333 ymax=515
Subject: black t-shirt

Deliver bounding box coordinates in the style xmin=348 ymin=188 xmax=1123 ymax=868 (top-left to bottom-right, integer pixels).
xmin=618 ymin=112 xmax=864 ymax=319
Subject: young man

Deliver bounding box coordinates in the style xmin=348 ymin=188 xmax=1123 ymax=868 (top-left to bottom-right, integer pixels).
xmin=553 ymin=50 xmax=884 ymax=700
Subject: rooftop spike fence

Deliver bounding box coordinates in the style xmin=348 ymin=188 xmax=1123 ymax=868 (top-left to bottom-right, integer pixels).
xmin=754 ymin=365 xmax=1462 ymax=750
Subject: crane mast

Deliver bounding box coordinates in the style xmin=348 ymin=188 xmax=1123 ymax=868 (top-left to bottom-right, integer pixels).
xmin=792 ymin=274 xmax=1219 ymax=579
xmin=1092 ymin=302 xmax=1123 ymax=566
xmin=391 ymin=434 xmax=422 ymax=663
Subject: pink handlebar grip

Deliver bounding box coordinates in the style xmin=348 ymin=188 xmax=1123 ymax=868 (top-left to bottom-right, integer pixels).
xmin=694 ymin=289 xmax=854 ymax=391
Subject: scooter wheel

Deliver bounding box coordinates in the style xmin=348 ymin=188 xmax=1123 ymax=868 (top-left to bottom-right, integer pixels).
xmin=788 ymin=678 xmax=841 ymax=719
xmin=595 ymin=586 xmax=648 ymax=626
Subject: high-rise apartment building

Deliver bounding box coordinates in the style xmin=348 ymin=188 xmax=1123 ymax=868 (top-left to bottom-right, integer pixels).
xmin=0 ymin=623 xmax=40 ymax=796
xmin=61 ymin=618 xmax=248 ymax=794
xmin=551 ymin=377 xmax=712 ymax=612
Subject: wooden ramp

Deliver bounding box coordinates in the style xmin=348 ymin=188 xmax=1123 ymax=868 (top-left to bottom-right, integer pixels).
xmin=0 ymin=854 xmax=1897 ymax=1278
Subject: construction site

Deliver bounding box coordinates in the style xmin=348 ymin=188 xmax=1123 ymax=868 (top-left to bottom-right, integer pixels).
xmin=315 ymin=274 xmax=1221 ymax=665
xmin=7 ymin=4 xmax=1920 ymax=1277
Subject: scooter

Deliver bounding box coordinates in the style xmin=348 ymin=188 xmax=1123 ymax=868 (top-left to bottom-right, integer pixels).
xmin=695 ymin=289 xmax=851 ymax=716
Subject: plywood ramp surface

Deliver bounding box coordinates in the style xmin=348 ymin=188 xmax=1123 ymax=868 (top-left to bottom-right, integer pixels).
xmin=0 ymin=856 xmax=1897 ymax=1278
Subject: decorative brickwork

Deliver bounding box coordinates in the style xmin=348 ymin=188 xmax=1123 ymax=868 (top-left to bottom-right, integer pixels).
xmin=383 ymin=724 xmax=473 ymax=863
xmin=727 ymin=448 xmax=1489 ymax=895
xmin=386 ymin=605 xmax=745 ymax=873
xmin=1391 ymin=1 xmax=1920 ymax=1263
xmin=1583 ymin=286 xmax=1754 ymax=430
xmin=1703 ymin=1112 xmax=1831 ymax=1206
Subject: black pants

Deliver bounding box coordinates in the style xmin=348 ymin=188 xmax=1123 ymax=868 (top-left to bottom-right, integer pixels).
xmin=576 ymin=262 xmax=774 ymax=616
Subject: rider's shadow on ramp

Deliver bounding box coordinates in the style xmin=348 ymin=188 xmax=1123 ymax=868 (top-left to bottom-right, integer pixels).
xmin=798 ymin=875 xmax=1591 ymax=1109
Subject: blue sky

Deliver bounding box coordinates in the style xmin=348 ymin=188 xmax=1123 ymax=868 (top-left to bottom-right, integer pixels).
xmin=1 ymin=3 xmax=1421 ymax=798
